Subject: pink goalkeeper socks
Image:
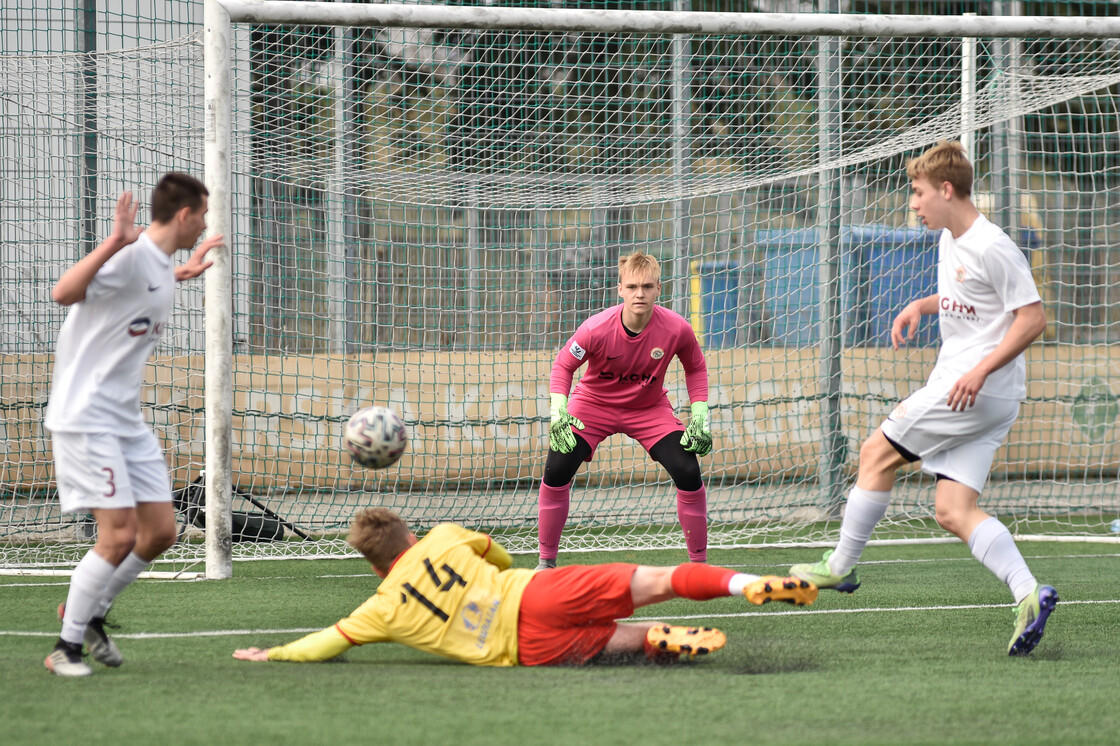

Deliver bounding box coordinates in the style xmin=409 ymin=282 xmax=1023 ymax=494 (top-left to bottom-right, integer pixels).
xmin=537 ymin=482 xmax=571 ymax=560
xmin=676 ymin=485 xmax=708 ymax=563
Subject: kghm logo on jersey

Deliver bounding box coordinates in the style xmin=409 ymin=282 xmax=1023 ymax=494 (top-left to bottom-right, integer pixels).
xmin=939 ymin=296 xmax=978 ymax=319
xmin=650 ymin=347 xmax=665 ymax=359
xmin=127 ymin=317 xmax=151 ymax=337
xmin=127 ymin=317 xmax=164 ymax=338
xmin=597 ymin=371 xmax=659 ymax=386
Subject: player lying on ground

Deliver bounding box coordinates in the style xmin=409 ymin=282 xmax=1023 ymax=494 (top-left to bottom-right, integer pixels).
xmin=538 ymin=251 xmax=713 ymax=569
xmin=789 ymin=141 xmax=1056 ymax=656
xmin=234 ymin=508 xmax=817 ymax=667
xmin=44 ymin=174 xmax=221 ymax=677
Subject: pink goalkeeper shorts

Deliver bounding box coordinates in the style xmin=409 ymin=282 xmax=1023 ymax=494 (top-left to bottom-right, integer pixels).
xmin=566 ymin=395 xmax=685 ymax=460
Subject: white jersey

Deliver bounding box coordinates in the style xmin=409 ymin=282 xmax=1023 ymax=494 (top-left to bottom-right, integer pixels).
xmin=927 ymin=213 xmax=1041 ymax=400
xmin=45 ymin=233 xmax=175 ymax=435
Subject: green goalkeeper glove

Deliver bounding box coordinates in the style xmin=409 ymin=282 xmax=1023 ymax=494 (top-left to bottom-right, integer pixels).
xmin=548 ymin=393 xmax=585 ymax=454
xmin=680 ymin=401 xmax=712 ymax=457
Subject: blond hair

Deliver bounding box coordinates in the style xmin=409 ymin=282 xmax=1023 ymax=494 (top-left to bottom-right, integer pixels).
xmin=618 ymin=251 xmax=660 ymax=283
xmin=347 ymin=508 xmax=413 ymax=572
xmin=906 ymin=140 xmax=973 ymax=198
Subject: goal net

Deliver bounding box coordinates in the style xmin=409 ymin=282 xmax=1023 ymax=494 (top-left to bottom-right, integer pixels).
xmin=4 ymin=5 xmax=1120 ymax=569
xmin=1 ymin=34 xmax=206 ymax=567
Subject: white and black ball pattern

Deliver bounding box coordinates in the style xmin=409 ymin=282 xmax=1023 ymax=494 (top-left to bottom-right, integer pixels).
xmin=344 ymin=406 xmax=408 ymax=469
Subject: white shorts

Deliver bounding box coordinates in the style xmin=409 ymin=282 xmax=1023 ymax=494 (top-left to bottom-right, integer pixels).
xmin=52 ymin=430 xmax=172 ymax=514
xmin=879 ymin=383 xmax=1020 ymax=494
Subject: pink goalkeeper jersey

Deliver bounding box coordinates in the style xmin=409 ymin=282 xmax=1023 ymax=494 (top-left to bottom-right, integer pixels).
xmin=551 ymin=304 xmax=708 ymax=410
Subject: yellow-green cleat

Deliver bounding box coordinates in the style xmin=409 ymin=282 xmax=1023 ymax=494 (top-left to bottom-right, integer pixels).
xmin=789 ymin=549 xmax=861 ymax=593
xmin=1008 ymin=584 xmax=1058 ymax=656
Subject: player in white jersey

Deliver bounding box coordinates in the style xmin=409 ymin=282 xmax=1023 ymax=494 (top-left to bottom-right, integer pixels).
xmin=43 ymin=174 xmax=222 ymax=676
xmin=789 ymin=141 xmax=1058 ymax=656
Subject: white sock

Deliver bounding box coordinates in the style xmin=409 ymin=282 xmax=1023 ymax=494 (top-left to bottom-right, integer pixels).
xmin=829 ymin=487 xmax=892 ymax=576
xmin=93 ymin=552 xmax=149 ymax=618
xmin=968 ymin=516 xmax=1037 ymax=604
xmin=61 ymin=551 xmax=118 ymax=645
xmin=727 ymin=573 xmax=762 ymax=595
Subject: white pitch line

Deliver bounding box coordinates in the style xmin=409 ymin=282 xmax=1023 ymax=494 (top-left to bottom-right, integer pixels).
xmin=844 ymin=552 xmax=1120 ymax=565
xmin=0 ymin=577 xmax=213 ymax=588
xmin=0 ymin=574 xmax=383 ymax=588
xmin=0 ymin=569 xmax=204 ymax=579
xmin=726 ymin=552 xmax=1120 ymax=572
xmin=6 ymin=554 xmax=1119 ymax=587
xmin=4 ymin=552 xmax=1115 ymax=586
xmin=2 ymin=598 xmax=1118 ymax=639
xmin=0 ymin=627 xmax=325 ymax=639
xmin=628 ymin=597 xmax=1120 ymax=621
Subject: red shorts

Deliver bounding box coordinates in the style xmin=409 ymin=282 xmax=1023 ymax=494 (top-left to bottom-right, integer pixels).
xmin=516 ymin=563 xmax=637 ymax=666
xmin=566 ymin=396 xmax=684 ymax=460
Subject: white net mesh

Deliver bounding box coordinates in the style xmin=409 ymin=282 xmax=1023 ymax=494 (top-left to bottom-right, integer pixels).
xmin=248 ymin=31 xmax=1120 ymax=208
xmin=3 ymin=19 xmax=1119 ymax=566
xmin=1 ymin=35 xmax=205 ymax=564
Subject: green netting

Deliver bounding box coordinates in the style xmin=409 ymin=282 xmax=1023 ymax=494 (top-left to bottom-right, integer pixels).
xmin=3 ymin=2 xmax=1119 ymax=567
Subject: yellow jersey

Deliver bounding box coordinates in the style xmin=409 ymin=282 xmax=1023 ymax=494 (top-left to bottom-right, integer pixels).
xmin=267 ymin=524 xmax=536 ymax=667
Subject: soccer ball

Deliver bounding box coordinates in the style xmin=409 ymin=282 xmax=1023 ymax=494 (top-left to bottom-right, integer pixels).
xmin=344 ymin=406 xmax=408 ymax=469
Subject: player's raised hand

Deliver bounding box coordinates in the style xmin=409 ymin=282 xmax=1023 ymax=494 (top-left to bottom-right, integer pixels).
xmin=111 ymin=191 xmax=143 ymax=248
xmin=890 ymin=302 xmax=923 ymax=350
xmin=175 ymin=233 xmax=222 ymax=282
xmin=233 ymin=647 xmax=271 ymax=662
xmin=51 ymin=190 xmax=146 ymax=306
xmin=680 ymin=401 xmax=713 ymax=456
xmin=548 ymin=393 xmax=584 ymax=453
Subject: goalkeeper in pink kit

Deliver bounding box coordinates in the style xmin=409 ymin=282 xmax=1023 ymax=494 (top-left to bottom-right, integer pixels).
xmin=537 ymin=251 xmax=712 ymax=569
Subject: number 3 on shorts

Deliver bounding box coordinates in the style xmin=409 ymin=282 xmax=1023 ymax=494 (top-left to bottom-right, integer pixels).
xmin=101 ymin=467 xmax=116 ymax=498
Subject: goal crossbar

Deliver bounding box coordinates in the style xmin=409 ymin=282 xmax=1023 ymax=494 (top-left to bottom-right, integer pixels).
xmin=217 ymin=0 xmax=1120 ymax=39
